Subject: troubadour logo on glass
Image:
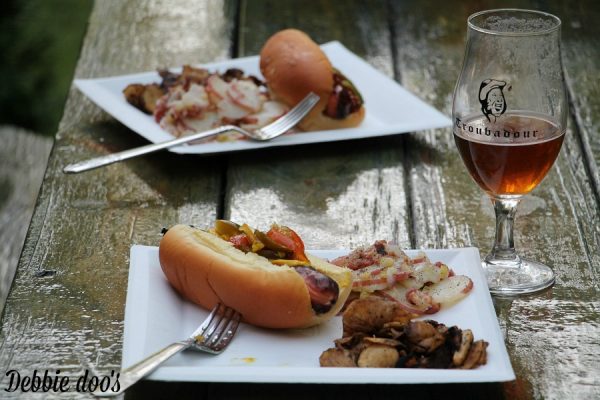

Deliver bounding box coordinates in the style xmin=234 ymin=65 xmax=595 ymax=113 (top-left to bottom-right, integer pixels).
xmin=479 ymin=79 xmax=507 ymax=122
xmin=455 ymin=78 xmax=538 ymax=139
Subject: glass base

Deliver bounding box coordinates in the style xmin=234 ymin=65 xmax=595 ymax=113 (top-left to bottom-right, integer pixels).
xmin=482 ymin=258 xmax=555 ymax=296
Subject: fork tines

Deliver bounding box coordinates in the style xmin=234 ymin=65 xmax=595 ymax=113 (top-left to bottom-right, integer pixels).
xmin=194 ymin=303 xmax=241 ymax=354
xmin=260 ymin=92 xmax=320 ymax=136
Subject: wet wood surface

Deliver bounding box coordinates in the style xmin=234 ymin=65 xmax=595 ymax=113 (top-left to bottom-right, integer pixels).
xmin=0 ymin=0 xmax=598 ymax=399
xmin=0 ymin=127 xmax=52 ymax=314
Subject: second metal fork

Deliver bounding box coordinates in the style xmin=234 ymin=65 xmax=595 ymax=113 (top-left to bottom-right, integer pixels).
xmin=63 ymin=92 xmax=319 ymax=174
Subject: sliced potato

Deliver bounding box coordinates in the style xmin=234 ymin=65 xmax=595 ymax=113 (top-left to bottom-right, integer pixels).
xmin=422 ymin=275 xmax=473 ymax=307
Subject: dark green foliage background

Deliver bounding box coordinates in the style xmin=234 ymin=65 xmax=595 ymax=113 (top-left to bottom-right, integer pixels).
xmin=0 ymin=0 xmax=93 ymax=136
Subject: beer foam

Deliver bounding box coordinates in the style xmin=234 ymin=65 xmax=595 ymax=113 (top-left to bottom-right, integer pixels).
xmin=482 ymin=15 xmax=557 ymax=34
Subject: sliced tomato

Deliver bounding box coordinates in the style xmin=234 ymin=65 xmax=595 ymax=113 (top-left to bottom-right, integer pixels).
xmin=266 ymin=229 xmax=294 ymax=249
xmin=266 ymin=225 xmax=308 ymax=262
xmin=228 ymin=233 xmax=251 ymax=252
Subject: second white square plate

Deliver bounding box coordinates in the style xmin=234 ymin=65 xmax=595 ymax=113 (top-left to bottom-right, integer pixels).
xmin=74 ymin=41 xmax=451 ymax=155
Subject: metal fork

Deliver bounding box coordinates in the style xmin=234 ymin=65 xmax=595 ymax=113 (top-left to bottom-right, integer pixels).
xmin=94 ymin=303 xmax=241 ymax=397
xmin=63 ymin=92 xmax=319 ymax=174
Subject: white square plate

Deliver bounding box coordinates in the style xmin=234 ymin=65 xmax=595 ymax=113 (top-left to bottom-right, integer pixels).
xmin=122 ymin=245 xmax=515 ymax=384
xmin=74 ymin=41 xmax=451 ymax=155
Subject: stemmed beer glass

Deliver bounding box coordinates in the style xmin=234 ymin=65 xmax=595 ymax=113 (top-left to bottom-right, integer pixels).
xmin=452 ymin=9 xmax=567 ymax=295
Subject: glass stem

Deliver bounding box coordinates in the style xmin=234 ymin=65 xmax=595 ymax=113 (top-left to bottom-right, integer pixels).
xmin=485 ymin=196 xmax=522 ymax=265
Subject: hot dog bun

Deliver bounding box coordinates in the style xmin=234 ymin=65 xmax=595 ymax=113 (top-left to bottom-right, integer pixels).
xmin=259 ymin=29 xmax=365 ymax=131
xmin=159 ymin=224 xmax=353 ymax=329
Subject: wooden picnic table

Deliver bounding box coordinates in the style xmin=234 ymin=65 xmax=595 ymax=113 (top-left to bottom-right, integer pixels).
xmin=1 ymin=0 xmax=599 ymax=399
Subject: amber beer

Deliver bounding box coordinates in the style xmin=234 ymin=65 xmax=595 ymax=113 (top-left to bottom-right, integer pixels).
xmin=454 ymin=112 xmax=565 ymax=195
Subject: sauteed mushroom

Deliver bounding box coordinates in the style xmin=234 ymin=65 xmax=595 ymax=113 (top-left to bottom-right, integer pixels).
xmin=320 ymin=297 xmax=489 ymax=370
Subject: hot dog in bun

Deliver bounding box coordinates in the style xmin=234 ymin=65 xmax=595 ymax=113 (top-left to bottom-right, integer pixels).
xmin=259 ymin=29 xmax=365 ymax=131
xmin=159 ymin=221 xmax=353 ymax=329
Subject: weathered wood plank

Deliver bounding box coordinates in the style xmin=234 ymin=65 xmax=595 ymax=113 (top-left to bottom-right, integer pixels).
xmin=0 ymin=126 xmax=53 ymax=314
xmin=558 ymin=1 xmax=600 ymax=203
xmin=390 ymin=1 xmax=600 ymax=399
xmin=0 ymin=0 xmax=235 ymax=396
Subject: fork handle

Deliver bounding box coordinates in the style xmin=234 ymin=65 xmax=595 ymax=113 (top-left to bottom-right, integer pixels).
xmin=93 ymin=340 xmax=193 ymax=397
xmin=63 ymin=125 xmax=238 ymax=174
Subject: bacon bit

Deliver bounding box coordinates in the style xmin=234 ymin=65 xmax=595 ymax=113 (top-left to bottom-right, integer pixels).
xmin=239 ymin=116 xmax=259 ymax=124
xmin=154 ymin=100 xmax=168 ymax=122
xmin=353 ymin=278 xmax=388 ymax=288
xmin=406 ymin=290 xmax=439 ymax=315
xmin=462 ymin=278 xmax=474 ymax=293
xmin=394 ymin=271 xmax=411 ymax=282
